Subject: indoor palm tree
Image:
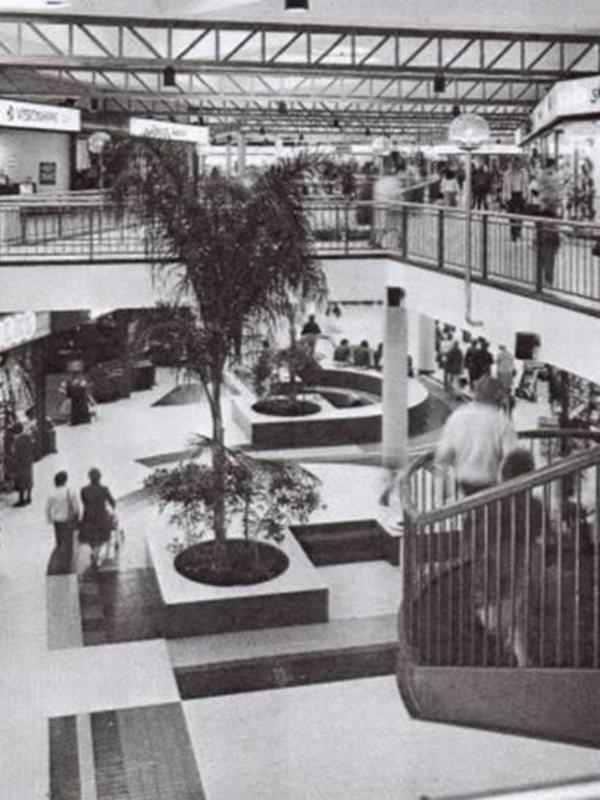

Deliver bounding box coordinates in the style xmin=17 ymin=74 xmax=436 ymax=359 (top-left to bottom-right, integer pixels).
xmin=107 ymin=138 xmax=327 ymax=569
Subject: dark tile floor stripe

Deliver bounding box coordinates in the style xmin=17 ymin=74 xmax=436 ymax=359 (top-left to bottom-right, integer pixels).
xmin=116 ymin=704 xmax=205 ymax=800
xmin=49 ymin=715 xmax=81 ymax=800
xmin=78 ymin=569 xmax=162 ymax=646
xmin=91 ymin=711 xmax=130 ymax=800
xmin=176 ymin=642 xmax=399 ymax=699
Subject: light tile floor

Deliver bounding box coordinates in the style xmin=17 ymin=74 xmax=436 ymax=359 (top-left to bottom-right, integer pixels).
xmin=318 ymin=561 xmax=400 ymax=620
xmin=183 ymin=676 xmax=600 ymax=800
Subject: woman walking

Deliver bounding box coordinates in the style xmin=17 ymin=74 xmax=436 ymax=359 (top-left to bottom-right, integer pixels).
xmin=79 ymin=468 xmax=116 ymax=567
xmin=46 ymin=471 xmax=80 ymax=574
xmin=11 ymin=422 xmax=34 ymax=507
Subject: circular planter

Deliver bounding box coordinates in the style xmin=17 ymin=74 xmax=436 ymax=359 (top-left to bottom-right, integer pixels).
xmin=174 ymin=539 xmax=290 ymax=587
xmin=252 ymin=397 xmax=321 ymax=417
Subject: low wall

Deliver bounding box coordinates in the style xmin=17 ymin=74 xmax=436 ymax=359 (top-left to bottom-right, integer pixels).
xmin=231 ymin=365 xmax=429 ymax=450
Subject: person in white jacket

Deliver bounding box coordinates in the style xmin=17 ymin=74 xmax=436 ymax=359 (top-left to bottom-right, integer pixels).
xmin=46 ymin=470 xmax=80 ymax=573
xmin=435 ymin=376 xmax=518 ymax=496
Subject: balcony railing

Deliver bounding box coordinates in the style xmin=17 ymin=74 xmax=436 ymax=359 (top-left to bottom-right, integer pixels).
xmin=400 ymin=430 xmax=600 ymax=671
xmin=1 ymin=192 xmax=600 ymax=314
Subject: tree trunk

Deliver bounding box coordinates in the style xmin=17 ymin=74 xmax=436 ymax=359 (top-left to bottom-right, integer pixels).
xmin=288 ymin=309 xmax=298 ymax=403
xmin=211 ymin=381 xmax=227 ymax=544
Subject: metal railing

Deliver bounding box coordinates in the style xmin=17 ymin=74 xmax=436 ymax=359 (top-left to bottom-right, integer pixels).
xmin=0 ymin=193 xmax=147 ymax=260
xmin=2 ymin=192 xmax=600 ymax=314
xmin=400 ymin=430 xmax=600 ymax=670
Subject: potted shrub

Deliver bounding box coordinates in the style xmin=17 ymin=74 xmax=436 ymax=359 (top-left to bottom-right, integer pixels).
xmin=252 ymin=341 xmax=323 ymax=417
xmin=144 ymin=443 xmax=321 ymax=586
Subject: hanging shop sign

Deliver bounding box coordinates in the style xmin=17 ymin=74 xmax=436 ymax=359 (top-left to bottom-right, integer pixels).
xmin=531 ymin=75 xmax=600 ymax=135
xmin=0 ymin=311 xmax=38 ymax=352
xmin=128 ymin=117 xmax=209 ymax=145
xmin=0 ymin=98 xmax=80 ymax=132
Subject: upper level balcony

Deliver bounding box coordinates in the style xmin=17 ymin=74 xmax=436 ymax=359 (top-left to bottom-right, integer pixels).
xmin=1 ymin=190 xmax=600 ymax=320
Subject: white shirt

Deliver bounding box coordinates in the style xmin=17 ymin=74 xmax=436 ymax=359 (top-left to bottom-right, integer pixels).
xmin=435 ymin=403 xmax=518 ymax=486
xmin=46 ymin=486 xmax=80 ymax=524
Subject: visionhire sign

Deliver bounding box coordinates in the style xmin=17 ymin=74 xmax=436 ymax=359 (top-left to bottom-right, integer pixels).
xmin=129 ymin=116 xmax=209 ymax=144
xmin=0 ymin=98 xmax=81 ymax=132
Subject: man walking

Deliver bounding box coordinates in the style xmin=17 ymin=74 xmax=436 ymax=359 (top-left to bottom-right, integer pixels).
xmin=435 ymin=376 xmax=518 ymax=496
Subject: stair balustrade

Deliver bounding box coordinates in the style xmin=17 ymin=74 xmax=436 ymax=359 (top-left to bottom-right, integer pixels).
xmin=400 ymin=430 xmax=600 ymax=671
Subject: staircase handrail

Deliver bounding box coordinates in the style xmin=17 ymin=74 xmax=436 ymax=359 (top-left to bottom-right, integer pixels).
xmin=408 ymin=443 xmax=600 ymax=528
xmin=401 ymin=428 xmax=600 ymax=526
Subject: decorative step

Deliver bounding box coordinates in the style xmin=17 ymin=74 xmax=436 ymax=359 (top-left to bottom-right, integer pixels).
xmin=170 ymin=614 xmax=399 ymax=700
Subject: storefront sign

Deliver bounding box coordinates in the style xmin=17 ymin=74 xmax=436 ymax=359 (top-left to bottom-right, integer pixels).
xmin=531 ymin=75 xmax=600 ymax=134
xmin=0 ymin=311 xmax=37 ymax=351
xmin=129 ymin=117 xmax=209 ymax=145
xmin=0 ymin=99 xmax=80 ymax=132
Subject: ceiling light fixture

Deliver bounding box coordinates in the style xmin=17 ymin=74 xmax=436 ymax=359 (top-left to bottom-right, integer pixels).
xmin=163 ymin=66 xmax=177 ymax=87
xmin=433 ymin=73 xmax=446 ymax=93
xmin=285 ymin=0 xmax=309 ymax=11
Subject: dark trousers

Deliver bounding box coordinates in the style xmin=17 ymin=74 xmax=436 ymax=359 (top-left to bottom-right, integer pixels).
xmin=473 ymin=191 xmax=488 ymax=210
xmin=508 ymin=192 xmax=525 ymax=241
xmin=53 ymin=521 xmax=74 ymax=574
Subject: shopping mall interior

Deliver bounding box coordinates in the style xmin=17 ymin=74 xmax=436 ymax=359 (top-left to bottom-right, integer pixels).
xmin=4 ymin=2 xmax=600 ymax=799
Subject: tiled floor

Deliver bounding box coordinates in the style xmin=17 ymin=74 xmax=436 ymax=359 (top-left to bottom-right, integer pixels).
xmin=318 ymin=561 xmax=401 ymax=620
xmin=0 ymin=287 xmax=594 ymax=800
xmin=183 ymin=676 xmax=600 ymax=800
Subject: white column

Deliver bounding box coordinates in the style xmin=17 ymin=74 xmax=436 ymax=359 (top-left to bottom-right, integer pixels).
xmin=382 ymin=286 xmax=409 ymax=471
xmin=225 ymin=138 xmax=233 ymax=175
xmin=417 ymin=313 xmax=436 ymax=374
xmin=237 ymin=132 xmax=246 ymax=174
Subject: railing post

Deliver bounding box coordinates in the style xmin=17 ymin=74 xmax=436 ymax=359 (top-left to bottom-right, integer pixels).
xmin=89 ymin=206 xmax=94 ymax=260
xmin=481 ymin=213 xmax=488 ymax=280
xmin=344 ymin=202 xmax=349 ymax=254
xmin=437 ymin=208 xmax=444 ymax=269
xmin=535 ymin=220 xmax=544 ymax=293
xmin=401 ymin=204 xmax=408 ymax=259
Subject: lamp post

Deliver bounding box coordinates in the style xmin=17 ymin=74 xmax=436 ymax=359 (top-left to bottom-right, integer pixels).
xmin=448 ymin=113 xmax=490 ymax=326
xmin=87 ymin=131 xmax=112 ymax=190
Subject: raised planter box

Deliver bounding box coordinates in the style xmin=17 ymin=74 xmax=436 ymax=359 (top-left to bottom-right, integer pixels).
xmin=147 ymin=522 xmax=329 ymax=638
xmin=231 ymin=365 xmax=429 ymax=450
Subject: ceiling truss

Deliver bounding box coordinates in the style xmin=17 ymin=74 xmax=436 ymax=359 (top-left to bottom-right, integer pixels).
xmin=0 ymin=13 xmax=593 ymax=139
